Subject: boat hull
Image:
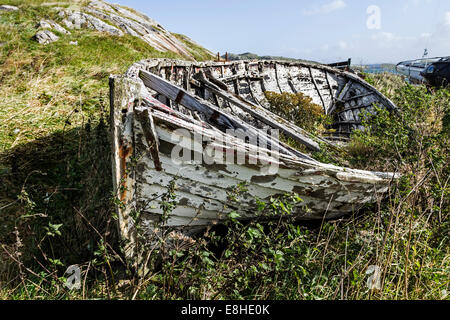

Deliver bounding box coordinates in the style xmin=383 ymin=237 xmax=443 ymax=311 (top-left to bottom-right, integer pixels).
xmin=110 ymin=67 xmax=398 ymax=259
xmin=126 ymin=59 xmax=397 ymax=139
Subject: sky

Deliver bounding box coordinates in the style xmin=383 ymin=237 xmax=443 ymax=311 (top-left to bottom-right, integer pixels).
xmin=114 ymin=0 xmax=450 ymax=64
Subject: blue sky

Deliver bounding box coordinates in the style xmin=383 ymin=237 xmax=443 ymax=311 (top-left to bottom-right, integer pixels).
xmin=114 ymin=0 xmax=450 ymax=64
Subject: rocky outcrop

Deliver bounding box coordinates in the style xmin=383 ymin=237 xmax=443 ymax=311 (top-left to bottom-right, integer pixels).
xmin=58 ymin=9 xmax=123 ymax=36
xmin=38 ymin=19 xmax=71 ymax=35
xmin=27 ymin=0 xmax=211 ymax=59
xmin=51 ymin=0 xmax=212 ymax=60
xmin=34 ymin=30 xmax=59 ymax=45
xmin=0 ymin=4 xmax=18 ymax=12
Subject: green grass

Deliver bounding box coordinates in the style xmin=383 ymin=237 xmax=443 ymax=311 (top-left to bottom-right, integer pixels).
xmin=172 ymin=33 xmax=214 ymax=62
xmin=0 ymin=1 xmax=213 ymax=152
xmin=0 ymin=1 xmax=212 ymax=299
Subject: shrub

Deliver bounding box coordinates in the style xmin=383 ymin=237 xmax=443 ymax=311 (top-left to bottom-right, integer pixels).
xmin=264 ymin=91 xmax=330 ymax=134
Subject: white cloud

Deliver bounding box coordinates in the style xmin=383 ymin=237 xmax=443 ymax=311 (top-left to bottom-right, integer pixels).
xmin=366 ymin=11 xmax=450 ymax=59
xmin=321 ymin=44 xmax=330 ymax=51
xmin=371 ymin=32 xmax=402 ymax=42
xmin=445 ymin=12 xmax=450 ymax=25
xmin=283 ymin=7 xmax=449 ymax=63
xmin=402 ymin=0 xmax=434 ymax=13
xmin=371 ymin=32 xmax=390 ymax=41
xmin=338 ymin=41 xmax=348 ymax=49
xmin=319 ymin=41 xmax=350 ymax=53
xmin=418 ymin=12 xmax=450 ymax=55
xmin=302 ymin=0 xmax=347 ymax=16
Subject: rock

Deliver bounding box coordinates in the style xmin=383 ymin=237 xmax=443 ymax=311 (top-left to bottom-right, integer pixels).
xmin=69 ymin=41 xmax=78 ymax=45
xmin=88 ymin=0 xmax=156 ymax=26
xmin=48 ymin=0 xmax=211 ymax=60
xmin=34 ymin=30 xmax=59 ymax=45
xmin=0 ymin=5 xmax=18 ymax=12
xmin=109 ymin=3 xmax=158 ymax=27
xmin=38 ymin=19 xmax=52 ymax=29
xmin=38 ymin=19 xmax=71 ymax=35
xmin=88 ymin=0 xmax=115 ymax=13
xmin=84 ymin=1 xmax=193 ymax=58
xmin=85 ymin=7 xmax=141 ymax=37
xmin=58 ymin=9 xmax=123 ymax=36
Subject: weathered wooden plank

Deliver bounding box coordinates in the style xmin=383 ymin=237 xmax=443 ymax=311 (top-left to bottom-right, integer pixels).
xmin=139 ymin=69 xmax=312 ymax=160
xmin=150 ymin=107 xmax=313 ymax=166
xmin=341 ymin=91 xmax=374 ymax=103
xmin=325 ymin=71 xmax=335 ymax=104
xmin=137 ymin=154 xmax=378 ymax=225
xmin=196 ymin=73 xmax=322 ymax=152
xmin=135 ymin=143 xmax=387 ymax=221
xmin=142 ymin=95 xmax=212 ymax=129
xmin=109 ymin=76 xmax=143 ymax=265
xmin=149 ymin=108 xmax=395 ymax=187
xmin=338 ymin=81 xmax=353 ymax=99
xmin=135 ymin=107 xmax=162 ymax=171
xmin=308 ymin=66 xmax=326 ymax=110
xmin=140 ymin=69 xmax=239 ymax=130
xmin=332 ymin=120 xmax=361 ymax=125
xmin=335 ymin=103 xmax=375 ymax=113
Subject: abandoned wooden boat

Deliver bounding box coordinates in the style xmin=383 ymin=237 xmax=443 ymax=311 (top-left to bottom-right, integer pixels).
xmin=125 ymin=59 xmax=397 ymax=143
xmin=110 ymin=59 xmax=399 ymax=257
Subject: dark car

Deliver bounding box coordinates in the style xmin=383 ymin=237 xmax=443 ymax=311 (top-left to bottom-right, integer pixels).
xmin=420 ymin=57 xmax=450 ymax=87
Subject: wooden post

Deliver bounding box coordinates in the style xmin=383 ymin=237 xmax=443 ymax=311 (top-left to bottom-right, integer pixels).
xmin=109 ymin=76 xmax=143 ymax=268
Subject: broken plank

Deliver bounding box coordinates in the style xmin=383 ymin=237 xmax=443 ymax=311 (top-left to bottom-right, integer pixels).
xmin=196 ymin=73 xmax=324 ymax=152
xmin=340 ymin=91 xmax=374 ymax=102
xmin=139 ymin=69 xmax=309 ymax=160
xmin=308 ymin=67 xmax=326 ymax=110
xmin=140 ymin=69 xmax=241 ymax=132
xmin=135 ymin=107 xmax=162 ymax=171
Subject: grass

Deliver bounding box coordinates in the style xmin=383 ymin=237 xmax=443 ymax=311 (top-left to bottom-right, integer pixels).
xmin=172 ymin=33 xmax=214 ymax=62
xmin=0 ymin=2 xmax=449 ymax=300
xmin=0 ymin=1 xmax=213 ymax=152
xmin=1 ymin=70 xmax=447 ymax=300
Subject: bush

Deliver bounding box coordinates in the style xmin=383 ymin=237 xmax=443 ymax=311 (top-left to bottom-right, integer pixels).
xmin=264 ymin=91 xmax=330 ymax=134
xmin=348 ymin=82 xmax=449 ymax=171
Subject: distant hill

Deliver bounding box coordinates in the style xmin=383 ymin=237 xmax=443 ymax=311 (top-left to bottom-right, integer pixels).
xmin=353 ymin=64 xmax=399 ymax=74
xmin=222 ymin=52 xmax=318 ymax=64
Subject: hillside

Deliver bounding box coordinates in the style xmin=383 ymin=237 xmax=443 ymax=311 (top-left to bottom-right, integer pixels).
xmin=0 ymin=1 xmax=214 ymax=297
xmin=0 ymin=0 xmax=214 ymax=152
